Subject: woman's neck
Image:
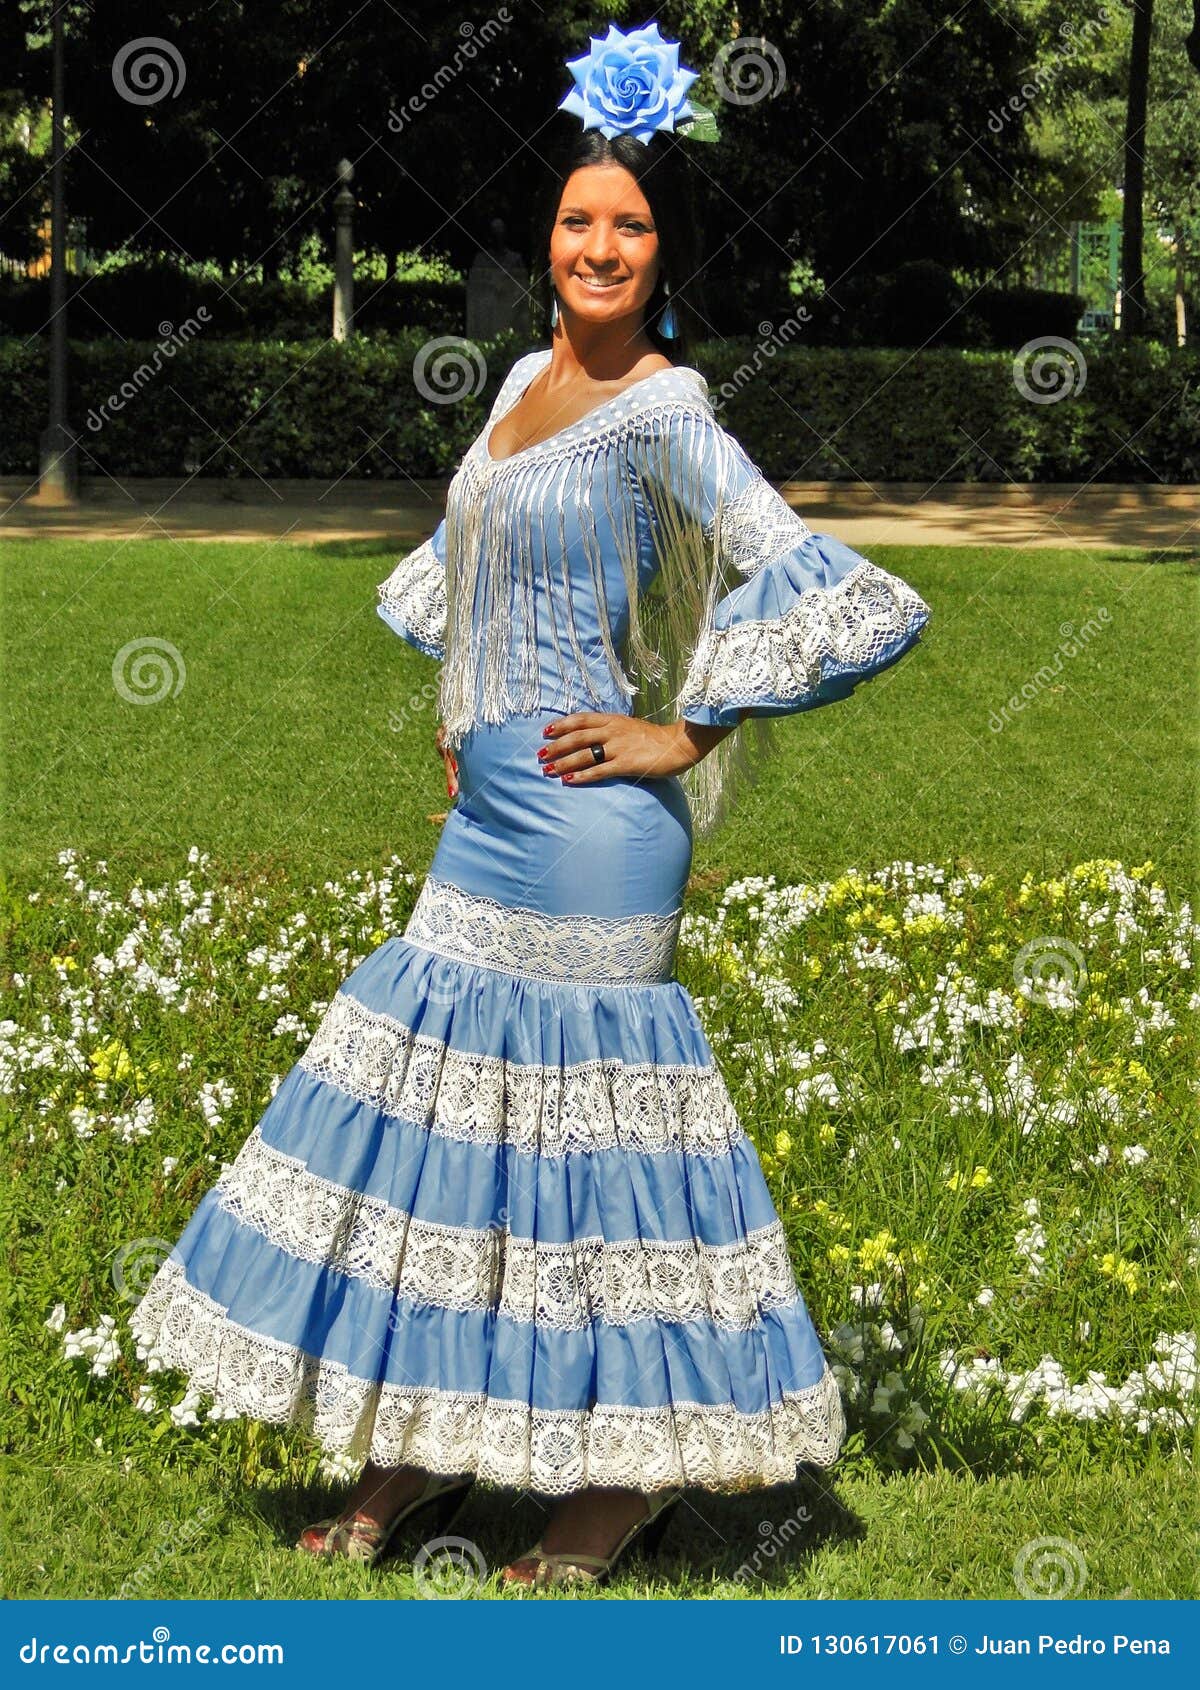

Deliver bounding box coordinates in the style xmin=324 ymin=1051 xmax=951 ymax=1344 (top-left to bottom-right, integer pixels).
xmin=544 ymin=317 xmax=665 ymax=386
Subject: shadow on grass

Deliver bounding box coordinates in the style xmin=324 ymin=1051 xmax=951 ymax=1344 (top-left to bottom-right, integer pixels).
xmin=258 ymin=1468 xmax=865 ymax=1593
xmin=311 ymin=537 xmax=426 ymax=560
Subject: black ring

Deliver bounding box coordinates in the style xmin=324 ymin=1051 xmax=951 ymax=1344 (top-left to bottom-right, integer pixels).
xmin=589 ymin=742 xmax=606 ymax=766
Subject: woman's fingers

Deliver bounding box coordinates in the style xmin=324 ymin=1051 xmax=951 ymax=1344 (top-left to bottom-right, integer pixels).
xmin=435 ymin=723 xmax=458 ymax=798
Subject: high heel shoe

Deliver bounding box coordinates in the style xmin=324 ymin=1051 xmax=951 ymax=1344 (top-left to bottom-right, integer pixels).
xmin=296 ymin=1472 xmax=474 ymax=1566
xmin=503 ymin=1488 xmax=681 ymax=1591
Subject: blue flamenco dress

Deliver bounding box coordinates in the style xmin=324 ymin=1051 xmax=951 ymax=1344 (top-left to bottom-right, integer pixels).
xmin=129 ymin=347 xmax=932 ymax=1494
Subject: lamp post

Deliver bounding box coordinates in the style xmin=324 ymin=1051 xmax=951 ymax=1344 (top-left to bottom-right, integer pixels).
xmin=332 ymin=158 xmax=355 ymax=341
xmin=37 ymin=1 xmax=77 ymax=503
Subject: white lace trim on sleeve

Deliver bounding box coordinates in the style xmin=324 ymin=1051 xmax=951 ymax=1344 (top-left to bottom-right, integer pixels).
xmin=679 ymin=557 xmax=931 ymax=714
xmin=377 ymin=536 xmax=447 ymax=656
xmin=705 ymin=474 xmax=813 ymax=578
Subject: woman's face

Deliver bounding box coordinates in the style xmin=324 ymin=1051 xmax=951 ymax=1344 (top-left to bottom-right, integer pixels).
xmin=548 ymin=163 xmax=661 ymax=334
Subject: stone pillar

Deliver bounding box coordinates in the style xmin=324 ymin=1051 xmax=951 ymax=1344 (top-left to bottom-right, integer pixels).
xmin=332 ymin=158 xmax=355 ymax=342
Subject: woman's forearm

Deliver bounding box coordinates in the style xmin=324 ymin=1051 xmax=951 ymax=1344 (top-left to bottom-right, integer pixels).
xmin=671 ymin=717 xmax=740 ymax=768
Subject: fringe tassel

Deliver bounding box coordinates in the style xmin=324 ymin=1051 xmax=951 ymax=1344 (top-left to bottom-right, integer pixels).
xmin=438 ymin=390 xmax=785 ymax=839
xmin=624 ymin=408 xmax=781 ymax=839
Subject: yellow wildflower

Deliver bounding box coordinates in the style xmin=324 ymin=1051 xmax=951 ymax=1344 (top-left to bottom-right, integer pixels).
xmin=90 ymin=1040 xmax=135 ymax=1083
xmin=811 ymin=1199 xmax=852 ymax=1233
xmin=858 ymin=1229 xmax=899 ymax=1272
xmin=945 ymin=1165 xmax=992 ymax=1192
xmin=1098 ymin=1253 xmax=1141 ymax=1294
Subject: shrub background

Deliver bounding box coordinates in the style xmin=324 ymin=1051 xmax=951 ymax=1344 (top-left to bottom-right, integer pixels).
xmin=1 ymin=337 xmax=1196 ymax=483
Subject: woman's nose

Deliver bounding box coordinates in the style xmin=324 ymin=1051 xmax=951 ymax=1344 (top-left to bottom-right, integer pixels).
xmin=582 ymin=227 xmax=618 ymax=265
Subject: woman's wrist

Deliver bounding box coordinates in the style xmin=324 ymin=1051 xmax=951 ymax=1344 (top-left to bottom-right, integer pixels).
xmin=668 ymin=717 xmax=739 ymax=770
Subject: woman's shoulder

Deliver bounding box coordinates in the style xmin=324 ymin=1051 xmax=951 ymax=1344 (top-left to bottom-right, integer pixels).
xmin=629 ymin=361 xmax=716 ymax=437
xmin=628 ymin=351 xmax=676 ymax=381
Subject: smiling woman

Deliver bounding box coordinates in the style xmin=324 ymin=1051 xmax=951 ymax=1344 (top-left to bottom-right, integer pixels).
xmin=126 ymin=20 xmax=931 ymax=1597
xmin=483 ymin=126 xmax=695 ymax=463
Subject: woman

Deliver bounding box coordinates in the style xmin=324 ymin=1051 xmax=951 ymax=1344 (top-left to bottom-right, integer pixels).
xmin=129 ymin=23 xmax=932 ymax=1591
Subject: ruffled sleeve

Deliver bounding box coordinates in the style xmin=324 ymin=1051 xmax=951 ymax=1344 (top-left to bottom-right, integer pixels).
xmin=630 ymin=400 xmax=932 ymax=729
xmin=376 ymin=518 xmax=448 ymax=660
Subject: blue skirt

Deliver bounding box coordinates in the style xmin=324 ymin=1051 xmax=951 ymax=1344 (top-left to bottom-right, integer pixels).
xmin=129 ymin=709 xmax=847 ymax=1494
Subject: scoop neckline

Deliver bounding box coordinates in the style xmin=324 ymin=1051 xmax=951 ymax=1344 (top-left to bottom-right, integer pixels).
xmin=483 ymin=350 xmax=706 ymax=465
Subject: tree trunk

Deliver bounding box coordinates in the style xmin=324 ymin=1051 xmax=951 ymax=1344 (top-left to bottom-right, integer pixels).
xmin=1121 ymin=0 xmax=1154 ymax=341
xmin=1176 ymin=232 xmax=1188 ymax=346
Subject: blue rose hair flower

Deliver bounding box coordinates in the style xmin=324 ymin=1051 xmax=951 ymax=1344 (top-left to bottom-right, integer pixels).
xmin=558 ymin=20 xmax=709 ymax=145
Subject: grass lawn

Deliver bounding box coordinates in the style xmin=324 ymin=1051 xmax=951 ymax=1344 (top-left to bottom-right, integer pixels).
xmin=1 ymin=534 xmax=1197 ymax=1601
xmin=1 ymin=537 xmax=1196 ymax=897
xmin=3 ymin=1452 xmax=1195 ymax=1599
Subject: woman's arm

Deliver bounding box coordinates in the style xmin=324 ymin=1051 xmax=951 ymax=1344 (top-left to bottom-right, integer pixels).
xmin=537 ymin=711 xmax=739 ymax=784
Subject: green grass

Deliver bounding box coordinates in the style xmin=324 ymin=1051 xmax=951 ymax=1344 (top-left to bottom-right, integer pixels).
xmin=2 ymin=534 xmax=1197 ymax=1601
xmin=3 ymin=1453 xmax=1195 ymax=1599
xmin=2 ymin=538 xmax=1196 ymax=897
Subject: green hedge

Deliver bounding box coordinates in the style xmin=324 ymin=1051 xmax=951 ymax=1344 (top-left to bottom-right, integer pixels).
xmin=1 ymin=334 xmax=1195 ymax=482
xmin=0 ymin=267 xmax=466 ymax=342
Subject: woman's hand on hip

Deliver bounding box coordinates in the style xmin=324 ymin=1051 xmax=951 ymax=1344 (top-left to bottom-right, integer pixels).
xmin=537 ymin=712 xmax=737 ymax=784
xmin=435 ymin=722 xmax=458 ymax=799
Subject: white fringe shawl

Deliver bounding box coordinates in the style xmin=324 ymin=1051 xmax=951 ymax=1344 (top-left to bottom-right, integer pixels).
xmin=435 ymin=381 xmax=778 ymax=838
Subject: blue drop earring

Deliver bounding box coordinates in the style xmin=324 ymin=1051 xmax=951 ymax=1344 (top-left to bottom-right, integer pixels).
xmin=550 ymin=292 xmax=559 ymax=329
xmin=659 ymin=282 xmax=678 ymax=340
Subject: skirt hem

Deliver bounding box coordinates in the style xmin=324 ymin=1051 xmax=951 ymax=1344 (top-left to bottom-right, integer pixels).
xmin=130 ymin=1258 xmax=848 ymax=1495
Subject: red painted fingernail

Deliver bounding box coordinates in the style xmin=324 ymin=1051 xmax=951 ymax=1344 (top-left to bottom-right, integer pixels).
xmin=543 ymin=763 xmax=556 ymax=775
xmin=536 ymin=748 xmax=547 ymax=760
xmin=562 ymin=772 xmax=574 ymax=782
xmin=543 ymin=725 xmax=554 ymax=737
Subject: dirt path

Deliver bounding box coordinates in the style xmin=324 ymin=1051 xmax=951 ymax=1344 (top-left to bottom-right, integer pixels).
xmin=1 ymin=476 xmax=1195 ymax=550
